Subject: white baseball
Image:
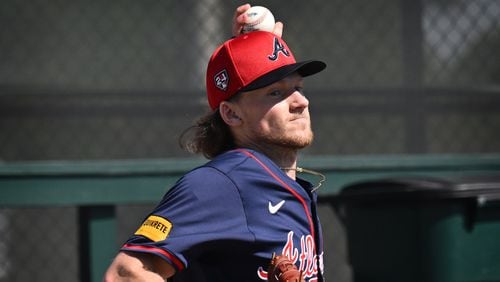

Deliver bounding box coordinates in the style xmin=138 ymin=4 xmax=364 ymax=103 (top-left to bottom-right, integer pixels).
xmin=241 ymin=6 xmax=275 ymax=33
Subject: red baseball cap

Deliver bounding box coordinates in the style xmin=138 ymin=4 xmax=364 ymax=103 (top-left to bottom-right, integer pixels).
xmin=206 ymin=31 xmax=326 ymax=110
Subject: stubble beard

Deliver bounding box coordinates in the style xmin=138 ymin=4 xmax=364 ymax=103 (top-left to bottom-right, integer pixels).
xmin=258 ymin=127 xmax=314 ymax=150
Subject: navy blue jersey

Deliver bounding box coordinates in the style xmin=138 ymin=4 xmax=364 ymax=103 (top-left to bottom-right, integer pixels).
xmin=122 ymin=148 xmax=324 ymax=281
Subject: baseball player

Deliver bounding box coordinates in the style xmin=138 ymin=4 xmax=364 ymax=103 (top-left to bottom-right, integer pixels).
xmin=104 ymin=4 xmax=326 ymax=282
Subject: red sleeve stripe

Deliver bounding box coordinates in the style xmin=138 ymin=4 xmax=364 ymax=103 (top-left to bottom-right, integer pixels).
xmin=122 ymin=243 xmax=185 ymax=271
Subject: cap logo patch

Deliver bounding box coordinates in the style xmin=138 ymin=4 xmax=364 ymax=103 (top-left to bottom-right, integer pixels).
xmin=134 ymin=215 xmax=172 ymax=242
xmin=214 ymin=69 xmax=229 ymax=91
xmin=268 ymin=37 xmax=290 ymax=61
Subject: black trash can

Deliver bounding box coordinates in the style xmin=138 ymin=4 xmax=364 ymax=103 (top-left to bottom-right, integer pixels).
xmin=333 ymin=176 xmax=500 ymax=282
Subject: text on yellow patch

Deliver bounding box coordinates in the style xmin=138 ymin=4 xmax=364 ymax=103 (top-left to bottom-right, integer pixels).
xmin=134 ymin=215 xmax=172 ymax=242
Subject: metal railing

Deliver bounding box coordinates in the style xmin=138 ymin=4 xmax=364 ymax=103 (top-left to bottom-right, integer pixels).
xmin=1 ymin=154 xmax=500 ymax=281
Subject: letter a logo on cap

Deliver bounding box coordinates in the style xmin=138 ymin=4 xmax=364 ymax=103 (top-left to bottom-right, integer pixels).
xmin=214 ymin=69 xmax=229 ymax=91
xmin=268 ymin=37 xmax=290 ymax=61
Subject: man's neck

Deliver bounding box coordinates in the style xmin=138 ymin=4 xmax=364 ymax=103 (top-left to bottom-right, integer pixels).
xmin=241 ymin=143 xmax=299 ymax=179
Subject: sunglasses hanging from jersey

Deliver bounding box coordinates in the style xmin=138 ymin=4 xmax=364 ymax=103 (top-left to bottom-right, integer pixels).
xmin=280 ymin=167 xmax=326 ymax=192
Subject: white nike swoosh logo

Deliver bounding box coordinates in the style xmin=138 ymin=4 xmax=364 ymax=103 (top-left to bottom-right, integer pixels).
xmin=268 ymin=200 xmax=285 ymax=214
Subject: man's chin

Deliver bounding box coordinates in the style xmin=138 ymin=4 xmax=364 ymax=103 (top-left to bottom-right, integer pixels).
xmin=281 ymin=132 xmax=314 ymax=149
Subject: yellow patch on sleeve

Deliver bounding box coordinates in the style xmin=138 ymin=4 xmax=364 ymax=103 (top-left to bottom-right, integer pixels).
xmin=134 ymin=215 xmax=172 ymax=242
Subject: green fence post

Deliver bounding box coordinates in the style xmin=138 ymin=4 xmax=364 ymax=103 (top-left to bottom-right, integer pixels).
xmin=79 ymin=206 xmax=116 ymax=282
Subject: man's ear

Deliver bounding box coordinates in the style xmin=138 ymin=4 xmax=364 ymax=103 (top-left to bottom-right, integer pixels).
xmin=219 ymin=101 xmax=242 ymax=126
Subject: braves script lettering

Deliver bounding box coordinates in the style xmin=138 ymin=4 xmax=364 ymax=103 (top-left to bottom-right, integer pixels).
xmin=257 ymin=231 xmax=323 ymax=281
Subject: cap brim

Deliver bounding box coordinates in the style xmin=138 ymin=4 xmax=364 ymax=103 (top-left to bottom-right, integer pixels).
xmin=241 ymin=60 xmax=326 ymax=92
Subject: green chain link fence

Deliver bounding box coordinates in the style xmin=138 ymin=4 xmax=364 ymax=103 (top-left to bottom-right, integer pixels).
xmin=1 ymin=0 xmax=499 ymax=281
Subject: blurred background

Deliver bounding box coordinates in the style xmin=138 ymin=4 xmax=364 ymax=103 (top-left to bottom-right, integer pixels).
xmin=0 ymin=0 xmax=499 ymax=281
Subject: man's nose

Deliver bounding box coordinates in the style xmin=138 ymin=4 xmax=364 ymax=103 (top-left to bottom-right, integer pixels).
xmin=289 ymin=90 xmax=309 ymax=109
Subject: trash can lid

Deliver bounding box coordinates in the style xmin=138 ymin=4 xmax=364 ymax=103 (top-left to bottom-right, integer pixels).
xmin=337 ymin=175 xmax=500 ymax=202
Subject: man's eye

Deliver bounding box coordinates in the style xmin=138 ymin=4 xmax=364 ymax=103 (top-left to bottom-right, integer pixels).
xmin=268 ymin=90 xmax=282 ymax=97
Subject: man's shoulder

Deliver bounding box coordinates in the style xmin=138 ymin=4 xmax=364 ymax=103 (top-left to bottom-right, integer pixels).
xmin=183 ymin=149 xmax=276 ymax=182
xmin=178 ymin=150 xmax=248 ymax=182
xmin=205 ymin=149 xmax=252 ymax=171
